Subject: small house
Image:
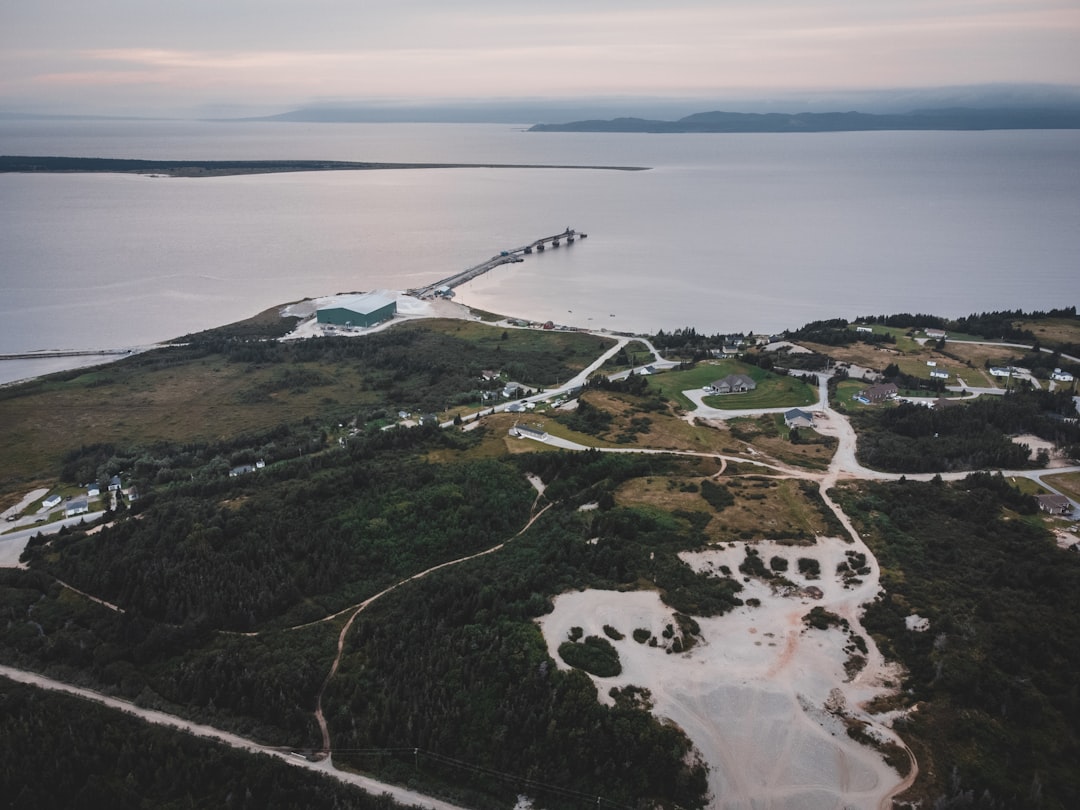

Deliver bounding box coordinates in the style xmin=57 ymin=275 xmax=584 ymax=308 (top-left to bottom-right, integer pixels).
xmin=784 ymin=408 xmax=815 ymax=429
xmin=87 ymin=484 xmax=100 ymax=498
xmin=229 ymin=464 xmax=256 ymax=477
xmin=108 ymin=475 xmax=122 ymax=492
xmin=1052 ymin=368 xmax=1075 ymax=382
xmin=925 ymin=328 xmax=947 ymax=339
xmin=855 ymin=326 xmax=874 ymax=334
xmin=42 ymin=494 xmax=62 ymax=510
xmin=65 ymin=498 xmax=89 ymax=517
xmin=511 ymin=423 xmax=548 ymax=441
xmin=930 ymin=369 xmax=949 ymax=380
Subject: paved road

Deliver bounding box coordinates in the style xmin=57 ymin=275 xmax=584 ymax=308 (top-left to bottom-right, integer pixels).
xmin=0 ymin=512 xmax=106 ymax=568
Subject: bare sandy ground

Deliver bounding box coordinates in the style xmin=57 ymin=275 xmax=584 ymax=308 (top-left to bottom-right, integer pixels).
xmin=537 ymin=535 xmax=908 ymax=810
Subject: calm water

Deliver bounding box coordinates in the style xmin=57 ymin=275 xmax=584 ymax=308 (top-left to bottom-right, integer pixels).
xmin=2 ymin=120 xmax=1079 ymax=365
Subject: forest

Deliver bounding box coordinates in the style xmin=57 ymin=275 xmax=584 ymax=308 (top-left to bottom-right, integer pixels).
xmin=834 ymin=474 xmax=1080 ymax=809
xmin=0 ymin=676 xmax=406 ymax=810
xmin=4 ymin=433 xmax=738 ymax=809
xmin=852 ymin=389 xmax=1080 ymax=472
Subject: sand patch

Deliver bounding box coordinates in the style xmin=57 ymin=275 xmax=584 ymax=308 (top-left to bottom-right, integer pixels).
xmin=537 ymin=536 xmax=906 ymax=809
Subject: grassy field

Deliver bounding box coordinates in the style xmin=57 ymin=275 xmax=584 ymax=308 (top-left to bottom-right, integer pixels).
xmin=0 ymin=318 xmax=615 ymax=502
xmin=1039 ymin=471 xmax=1080 ymax=501
xmin=617 ymin=473 xmax=830 ymax=543
xmin=1015 ymin=317 xmax=1080 ymax=348
xmin=848 ymin=323 xmax=924 ymax=352
xmin=647 ymin=361 xmax=816 ymax=411
xmin=722 ymin=414 xmax=837 ymax=471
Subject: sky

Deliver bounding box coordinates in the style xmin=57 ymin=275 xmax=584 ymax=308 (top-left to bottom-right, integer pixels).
xmin=2 ymin=0 xmax=1079 ymax=117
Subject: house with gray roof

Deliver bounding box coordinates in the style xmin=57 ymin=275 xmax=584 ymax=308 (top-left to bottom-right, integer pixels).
xmin=784 ymin=408 xmax=815 ymax=429
xmin=705 ymin=374 xmax=757 ymax=394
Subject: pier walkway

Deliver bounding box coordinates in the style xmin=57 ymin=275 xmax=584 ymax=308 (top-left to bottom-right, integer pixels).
xmin=410 ymin=228 xmax=586 ymax=299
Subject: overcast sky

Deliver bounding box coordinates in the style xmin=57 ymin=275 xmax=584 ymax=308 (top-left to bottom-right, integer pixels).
xmin=2 ymin=0 xmax=1079 ymax=116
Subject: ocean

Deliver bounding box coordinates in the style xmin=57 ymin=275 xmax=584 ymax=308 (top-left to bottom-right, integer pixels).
xmin=2 ymin=120 xmax=1079 ymax=377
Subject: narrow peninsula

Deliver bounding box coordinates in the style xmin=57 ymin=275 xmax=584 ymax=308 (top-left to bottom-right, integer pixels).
xmin=0 ymin=155 xmax=649 ymax=177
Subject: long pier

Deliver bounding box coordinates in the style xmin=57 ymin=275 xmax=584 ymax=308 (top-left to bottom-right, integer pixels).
xmin=411 ymin=228 xmax=586 ymax=299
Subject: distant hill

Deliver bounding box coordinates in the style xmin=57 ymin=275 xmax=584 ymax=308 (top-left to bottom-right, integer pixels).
xmin=528 ymin=108 xmax=1080 ymax=133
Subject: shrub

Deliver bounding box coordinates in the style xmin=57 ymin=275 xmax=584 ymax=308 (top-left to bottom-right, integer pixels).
xmin=558 ymin=636 xmax=622 ymax=677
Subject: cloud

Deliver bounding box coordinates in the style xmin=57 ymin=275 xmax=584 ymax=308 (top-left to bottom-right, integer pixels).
xmin=2 ymin=2 xmax=1078 ymax=114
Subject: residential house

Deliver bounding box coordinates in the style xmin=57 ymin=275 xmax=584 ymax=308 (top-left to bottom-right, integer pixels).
xmin=705 ymin=374 xmax=757 ymax=394
xmin=108 ymin=475 xmax=122 ymax=492
xmin=784 ymin=408 xmax=815 ymax=429
xmin=1036 ymin=494 xmax=1073 ymax=515
xmin=858 ymin=382 xmax=899 ymax=403
xmin=511 ymin=423 xmax=548 ymax=441
xmin=929 ymin=369 xmax=950 ymax=380
xmin=86 ymin=484 xmax=100 ymax=498
xmin=65 ymin=498 xmax=89 ymax=517
xmin=229 ymin=464 xmax=256 ymax=477
xmin=42 ymin=494 xmax=62 ymax=510
xmin=1051 ymin=368 xmax=1075 ymax=382
xmin=924 ymin=328 xmax=947 ymax=339
xmin=855 ymin=325 xmax=874 ymax=334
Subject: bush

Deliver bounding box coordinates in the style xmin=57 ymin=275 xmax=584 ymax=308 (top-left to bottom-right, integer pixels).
xmin=769 ymin=556 xmax=789 ymax=572
xmin=632 ymin=628 xmax=651 ymax=644
xmin=797 ymin=557 xmax=821 ymax=579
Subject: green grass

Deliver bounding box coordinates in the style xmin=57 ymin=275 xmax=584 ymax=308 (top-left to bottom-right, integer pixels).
xmin=646 ymin=361 xmax=816 ymax=411
xmin=702 ymin=376 xmax=817 ymax=410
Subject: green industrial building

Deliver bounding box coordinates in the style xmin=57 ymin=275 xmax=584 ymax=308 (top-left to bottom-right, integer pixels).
xmin=316 ymin=292 xmax=397 ymax=327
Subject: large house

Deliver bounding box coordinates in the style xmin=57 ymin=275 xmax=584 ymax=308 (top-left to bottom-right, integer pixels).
xmin=705 ymin=374 xmax=757 ymax=394
xmin=1036 ymin=494 xmax=1072 ymax=515
xmin=858 ymin=382 xmax=899 ymax=403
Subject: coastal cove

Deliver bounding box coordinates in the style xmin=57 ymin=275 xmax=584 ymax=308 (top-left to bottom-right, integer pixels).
xmin=2 ymin=121 xmax=1079 ymax=362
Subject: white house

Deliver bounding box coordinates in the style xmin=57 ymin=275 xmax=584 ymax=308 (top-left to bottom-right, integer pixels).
xmin=1052 ymin=368 xmax=1075 ymax=382
xmin=87 ymin=484 xmax=100 ymax=498
xmin=42 ymin=494 xmax=62 ymax=510
xmin=65 ymin=499 xmax=89 ymax=517
xmin=784 ymin=408 xmax=815 ymax=429
xmin=930 ymin=369 xmax=950 ymax=380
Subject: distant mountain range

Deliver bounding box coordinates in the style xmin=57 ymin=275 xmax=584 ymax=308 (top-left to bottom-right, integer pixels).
xmin=528 ymin=108 xmax=1080 ymax=133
